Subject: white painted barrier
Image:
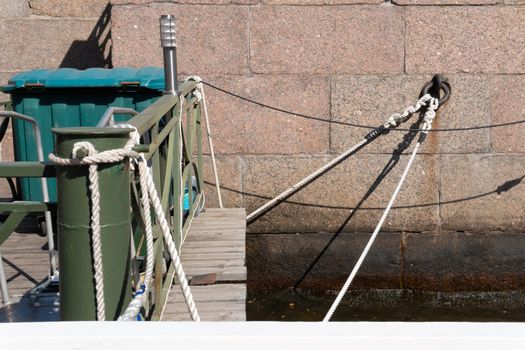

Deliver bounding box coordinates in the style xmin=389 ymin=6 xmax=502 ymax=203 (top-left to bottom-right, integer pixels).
xmin=1 ymin=322 xmax=525 ymax=350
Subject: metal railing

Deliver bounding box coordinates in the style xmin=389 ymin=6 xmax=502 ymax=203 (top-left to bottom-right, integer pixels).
xmin=0 ymin=14 xmax=205 ymax=320
xmin=124 ymin=80 xmax=205 ymax=319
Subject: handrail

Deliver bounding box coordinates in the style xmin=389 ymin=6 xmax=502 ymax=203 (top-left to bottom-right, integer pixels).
xmin=127 ymin=80 xmax=198 ymax=136
xmin=0 ymin=112 xmax=57 ymax=274
xmin=0 ymin=162 xmax=56 ymax=178
xmin=96 ymin=107 xmax=138 ymax=127
xmin=118 ymin=81 xmax=205 ymax=319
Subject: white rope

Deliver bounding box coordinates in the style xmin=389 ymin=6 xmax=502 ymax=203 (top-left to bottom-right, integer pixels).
xmin=186 ymin=76 xmax=223 ymax=208
xmin=49 ymin=95 xmax=200 ymax=321
xmin=247 ymin=94 xmax=435 ymax=223
xmin=323 ymin=97 xmax=439 ymax=322
xmin=117 ymin=129 xmax=154 ymax=321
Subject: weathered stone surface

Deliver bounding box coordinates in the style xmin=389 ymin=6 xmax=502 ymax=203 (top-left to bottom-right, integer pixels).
xmin=0 ymin=72 xmax=17 ymax=102
xmin=243 ymin=154 xmax=439 ymax=233
xmin=405 ymin=232 xmax=525 ymax=291
xmin=250 ymin=6 xmax=403 ymax=74
xmin=0 ymin=0 xmax=29 ymax=18
xmin=440 ymin=154 xmax=525 ymax=231
xmin=112 ymin=5 xmax=248 ymax=75
xmin=200 ymin=75 xmax=330 ymax=155
xmin=0 ymin=126 xmax=14 ymax=162
xmin=490 ymin=75 xmax=525 ymax=153
xmin=203 ymin=155 xmax=243 ymax=208
xmin=0 ymin=125 xmax=15 ymax=199
xmin=406 ymin=7 xmax=525 ymax=74
xmin=395 ymin=0 xmax=500 ymax=4
xmin=0 ymin=19 xmax=107 ymax=70
xmin=29 ymin=0 xmax=110 ymax=18
xmin=331 ymin=75 xmax=491 ymax=154
xmin=262 ymin=0 xmax=382 ymax=3
xmin=112 ymin=0 xmax=255 ymax=4
xmin=247 ymin=232 xmax=401 ymax=292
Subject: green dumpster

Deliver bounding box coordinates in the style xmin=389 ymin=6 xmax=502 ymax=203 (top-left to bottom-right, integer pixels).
xmin=1 ymin=67 xmax=166 ymax=202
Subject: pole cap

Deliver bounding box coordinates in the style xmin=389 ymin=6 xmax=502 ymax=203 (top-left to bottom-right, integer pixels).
xmin=160 ymin=15 xmax=177 ymax=48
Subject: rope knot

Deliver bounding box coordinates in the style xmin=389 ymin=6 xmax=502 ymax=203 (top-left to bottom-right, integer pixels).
xmin=421 ymin=97 xmax=439 ymax=131
xmin=72 ymin=141 xmax=98 ymax=160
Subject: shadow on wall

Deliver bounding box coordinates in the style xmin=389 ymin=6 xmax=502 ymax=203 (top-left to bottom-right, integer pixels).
xmin=59 ymin=3 xmax=112 ymax=69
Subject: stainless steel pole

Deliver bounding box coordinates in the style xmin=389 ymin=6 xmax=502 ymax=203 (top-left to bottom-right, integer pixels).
xmin=160 ymin=15 xmax=178 ymax=94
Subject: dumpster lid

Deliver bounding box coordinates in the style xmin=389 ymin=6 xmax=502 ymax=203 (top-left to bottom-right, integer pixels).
xmin=2 ymin=67 xmax=166 ymax=92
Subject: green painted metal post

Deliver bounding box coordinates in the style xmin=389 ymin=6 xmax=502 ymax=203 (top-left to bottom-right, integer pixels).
xmin=53 ymin=127 xmax=132 ymax=321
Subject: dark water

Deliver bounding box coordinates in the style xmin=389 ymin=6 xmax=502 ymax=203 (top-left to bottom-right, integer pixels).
xmin=247 ymin=289 xmax=525 ymax=322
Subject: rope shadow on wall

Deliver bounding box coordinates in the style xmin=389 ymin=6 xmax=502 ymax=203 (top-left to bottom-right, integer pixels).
xmin=206 ymin=174 xmax=524 ymax=212
xmin=203 ymin=118 xmax=524 ymax=290
xmin=59 ymin=4 xmax=112 ymax=69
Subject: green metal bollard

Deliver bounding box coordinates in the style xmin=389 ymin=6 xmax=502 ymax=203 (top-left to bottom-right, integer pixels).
xmin=53 ymin=127 xmax=132 ymax=321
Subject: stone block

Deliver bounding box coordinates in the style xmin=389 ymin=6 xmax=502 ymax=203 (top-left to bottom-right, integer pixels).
xmin=243 ymin=154 xmax=439 ymax=233
xmin=406 ymin=7 xmax=525 ymax=74
xmin=202 ymin=155 xmax=243 ymax=208
xmin=247 ymin=232 xmax=401 ymax=292
xmin=0 ymin=72 xmax=17 ymax=102
xmin=394 ymin=0 xmax=500 ymax=4
xmin=490 ymin=75 xmax=525 ymax=153
xmin=111 ymin=0 xmax=256 ymax=4
xmin=0 ymin=126 xmax=15 ymax=200
xmin=440 ymin=154 xmax=525 ymax=231
xmin=0 ymin=19 xmax=107 ymax=70
xmin=0 ymin=0 xmax=29 ymax=18
xmin=29 ymin=0 xmax=109 ymax=18
xmin=250 ymin=5 xmax=403 ymax=74
xmin=1 ymin=126 xmax=14 ymax=162
xmin=199 ymin=75 xmax=330 ymax=155
xmin=404 ymin=232 xmax=525 ymax=291
xmin=330 ymin=75 xmax=491 ymax=154
xmin=111 ymin=4 xmax=249 ymax=75
xmin=262 ymin=0 xmax=382 ymax=3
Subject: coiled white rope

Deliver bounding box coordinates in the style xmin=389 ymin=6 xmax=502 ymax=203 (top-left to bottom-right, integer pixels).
xmin=323 ymin=96 xmax=439 ymax=322
xmin=247 ymin=94 xmax=436 ymax=224
xmin=49 ymin=95 xmax=199 ymax=321
xmin=186 ymin=76 xmax=223 ymax=208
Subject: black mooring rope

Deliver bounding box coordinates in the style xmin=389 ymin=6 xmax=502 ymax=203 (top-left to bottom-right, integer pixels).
xmin=202 ymin=80 xmax=525 ymax=133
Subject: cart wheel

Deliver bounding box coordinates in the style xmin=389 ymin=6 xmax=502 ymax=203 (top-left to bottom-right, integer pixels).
xmin=38 ymin=219 xmax=47 ymax=237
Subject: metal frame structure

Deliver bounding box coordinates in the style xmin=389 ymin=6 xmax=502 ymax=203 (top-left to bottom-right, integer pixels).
xmin=0 ymin=14 xmax=206 ymax=320
xmin=0 ymin=106 xmax=58 ymax=305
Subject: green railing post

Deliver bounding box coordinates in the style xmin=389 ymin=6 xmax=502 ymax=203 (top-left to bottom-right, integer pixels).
xmin=53 ymin=127 xmax=132 ymax=321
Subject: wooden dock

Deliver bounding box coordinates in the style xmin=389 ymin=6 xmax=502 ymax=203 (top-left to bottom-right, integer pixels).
xmin=0 ymin=209 xmax=247 ymax=322
xmin=162 ymin=208 xmax=247 ymax=321
xmin=0 ymin=218 xmax=51 ymax=302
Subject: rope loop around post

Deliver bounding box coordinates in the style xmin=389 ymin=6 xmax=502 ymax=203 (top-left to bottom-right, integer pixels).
xmin=49 ymin=116 xmax=200 ymax=321
xmin=185 ymin=75 xmax=223 ymax=209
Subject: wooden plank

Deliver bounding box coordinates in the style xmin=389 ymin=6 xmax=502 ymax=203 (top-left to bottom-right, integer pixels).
xmin=166 ymin=285 xmax=245 ymax=302
xmin=163 ymin=285 xmax=246 ymax=321
xmin=183 ymin=260 xmax=246 ymax=269
xmin=1 ymin=227 xmax=53 ymax=299
xmin=180 ymin=246 xmax=245 ymax=254
xmin=188 ymin=229 xmax=245 ymax=235
xmin=164 ymin=208 xmax=247 ymax=321
xmin=182 ymin=240 xmax=245 ymax=248
xmin=185 ymin=235 xmax=244 ymax=243
xmin=187 ymin=271 xmax=246 ymax=282
xmin=181 ymin=252 xmax=245 ymax=261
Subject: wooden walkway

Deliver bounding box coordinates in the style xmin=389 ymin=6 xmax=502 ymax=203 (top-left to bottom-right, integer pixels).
xmin=162 ymin=208 xmax=247 ymax=321
xmin=0 ymin=218 xmax=51 ymax=302
xmin=0 ymin=209 xmax=247 ymax=321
